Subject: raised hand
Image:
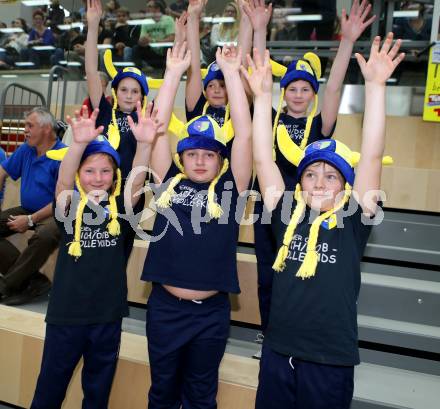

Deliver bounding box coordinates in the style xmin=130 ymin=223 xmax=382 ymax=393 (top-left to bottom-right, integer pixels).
xmin=86 ymin=0 xmax=102 ymax=29
xmin=166 ymin=41 xmax=191 ymax=76
xmin=67 ymin=107 xmax=104 ymax=145
xmin=175 ymin=11 xmax=188 ymax=44
xmin=216 ymin=45 xmax=242 ymax=74
xmin=356 ymin=33 xmax=405 ymax=85
xmin=340 ymin=0 xmax=376 ymax=43
xmin=128 ymin=101 xmax=163 ymax=145
xmin=240 ymin=48 xmax=272 ymax=97
xmin=243 ymin=0 xmax=273 ymax=31
xmin=188 ymin=0 xmax=207 ymax=17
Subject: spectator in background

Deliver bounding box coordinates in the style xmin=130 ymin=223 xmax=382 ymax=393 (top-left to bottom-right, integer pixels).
xmin=295 ymin=0 xmax=337 ymax=40
xmin=0 ymin=18 xmax=29 ymax=69
xmin=22 ymin=9 xmax=55 ymax=68
xmin=167 ymin=0 xmax=189 ymax=18
xmin=393 ymin=2 xmax=431 ymax=40
xmin=112 ymin=7 xmax=139 ymax=63
xmin=210 ymin=2 xmax=240 ymax=47
xmin=51 ymin=15 xmax=86 ymax=67
xmin=47 ymin=0 xmax=65 ymax=33
xmin=98 ymin=20 xmax=114 ymax=44
xmin=103 ymin=0 xmax=121 ymax=20
xmin=133 ymin=0 xmax=175 ymax=71
xmin=0 ymin=21 xmax=9 ymax=48
xmin=0 ymin=107 xmax=65 ymax=306
xmin=103 ymin=18 xmax=115 ymax=34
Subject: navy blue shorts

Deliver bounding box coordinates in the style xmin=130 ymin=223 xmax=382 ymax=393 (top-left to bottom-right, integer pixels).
xmin=146 ymin=284 xmax=230 ymax=409
xmin=253 ymin=198 xmax=277 ymax=332
xmin=31 ymin=320 xmax=122 ymax=409
xmin=256 ymin=344 xmax=354 ymax=409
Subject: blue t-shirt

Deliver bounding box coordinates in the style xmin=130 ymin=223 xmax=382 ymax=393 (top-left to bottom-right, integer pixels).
xmin=47 ymin=193 xmax=134 ymax=325
xmin=0 ymin=147 xmax=6 ymax=203
xmin=141 ymin=163 xmax=242 ymax=293
xmin=94 ymin=95 xmax=139 ymax=180
xmin=186 ymin=93 xmax=227 ymax=127
xmin=1 ymin=140 xmax=65 ymax=213
xmin=266 ymin=196 xmax=376 ymax=366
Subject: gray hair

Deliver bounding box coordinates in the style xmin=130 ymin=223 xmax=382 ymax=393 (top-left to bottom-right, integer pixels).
xmin=25 ymin=106 xmax=57 ymax=131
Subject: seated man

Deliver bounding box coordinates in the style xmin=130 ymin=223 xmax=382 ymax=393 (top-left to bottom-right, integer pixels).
xmin=0 ymin=107 xmax=65 ymax=305
xmin=133 ymin=0 xmax=175 ymax=71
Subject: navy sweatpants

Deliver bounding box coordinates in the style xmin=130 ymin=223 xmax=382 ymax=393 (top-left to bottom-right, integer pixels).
xmin=253 ymin=198 xmax=277 ymax=332
xmin=146 ymin=284 xmax=230 ymax=409
xmin=31 ymin=320 xmax=122 ymax=409
xmin=256 ymin=344 xmax=354 ymax=409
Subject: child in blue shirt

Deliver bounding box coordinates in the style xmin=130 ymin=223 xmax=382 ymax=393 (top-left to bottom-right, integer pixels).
xmin=243 ymin=33 xmax=404 ymax=409
xmin=30 ymin=103 xmax=162 ymax=409
xmin=245 ymin=0 xmax=376 ymax=332
xmin=142 ymin=44 xmax=252 ymax=408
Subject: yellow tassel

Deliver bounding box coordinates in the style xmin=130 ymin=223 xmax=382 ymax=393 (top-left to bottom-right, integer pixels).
xmin=107 ymin=168 xmax=122 ymax=236
xmin=272 ymin=184 xmax=306 ymax=272
xmin=107 ymin=218 xmax=121 ymax=236
xmin=156 ymin=173 xmax=188 ymax=208
xmin=141 ymin=95 xmax=147 ymax=117
xmin=272 ymin=88 xmax=285 ymax=160
xmin=295 ymin=183 xmax=352 ymax=279
xmin=174 ymin=153 xmax=185 ymax=173
xmin=207 ymin=158 xmax=229 ymax=219
xmin=68 ymin=241 xmax=82 ymax=258
xmin=68 ymin=173 xmax=89 ymax=259
xmin=272 ymin=244 xmax=289 ymax=272
xmin=299 ymin=94 xmax=318 ymax=150
xmin=108 ymin=88 xmax=121 ymax=150
xmin=202 ymin=101 xmax=210 ymax=115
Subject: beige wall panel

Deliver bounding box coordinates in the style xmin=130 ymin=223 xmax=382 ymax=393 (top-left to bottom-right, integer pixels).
xmin=0 ymin=331 xmax=23 ymax=403
xmin=0 ymin=306 xmax=259 ymax=409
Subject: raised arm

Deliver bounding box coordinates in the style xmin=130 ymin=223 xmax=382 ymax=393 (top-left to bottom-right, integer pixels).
xmin=85 ymin=0 xmax=104 ymax=110
xmin=241 ymin=49 xmax=284 ymax=210
xmin=185 ymin=0 xmax=206 ymax=111
xmin=127 ymin=101 xmax=163 ymax=207
xmin=150 ymin=42 xmax=191 ymax=182
xmin=174 ymin=10 xmax=188 ymax=45
xmin=56 ymin=108 xmax=104 ymax=198
xmin=243 ymin=0 xmax=272 ymax=57
xmin=216 ymin=46 xmax=252 ymax=193
xmin=353 ymin=33 xmax=404 ymax=215
xmin=236 ymin=0 xmax=252 ymax=68
xmin=321 ymin=0 xmax=375 ymax=136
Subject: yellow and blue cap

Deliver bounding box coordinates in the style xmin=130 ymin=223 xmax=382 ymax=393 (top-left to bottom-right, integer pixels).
xmin=177 ymin=115 xmax=228 ymax=157
xmin=280 ymin=58 xmax=320 ymax=92
xmin=297 ymin=140 xmax=356 ymax=185
xmin=202 ymin=62 xmax=224 ymax=89
xmin=111 ymin=66 xmax=149 ymax=96
xmin=81 ymin=138 xmax=121 ymax=167
xmin=277 ymin=137 xmax=394 ymax=186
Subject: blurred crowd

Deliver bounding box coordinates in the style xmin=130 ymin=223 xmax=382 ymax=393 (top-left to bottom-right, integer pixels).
xmin=0 ymin=0 xmax=434 ymax=73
